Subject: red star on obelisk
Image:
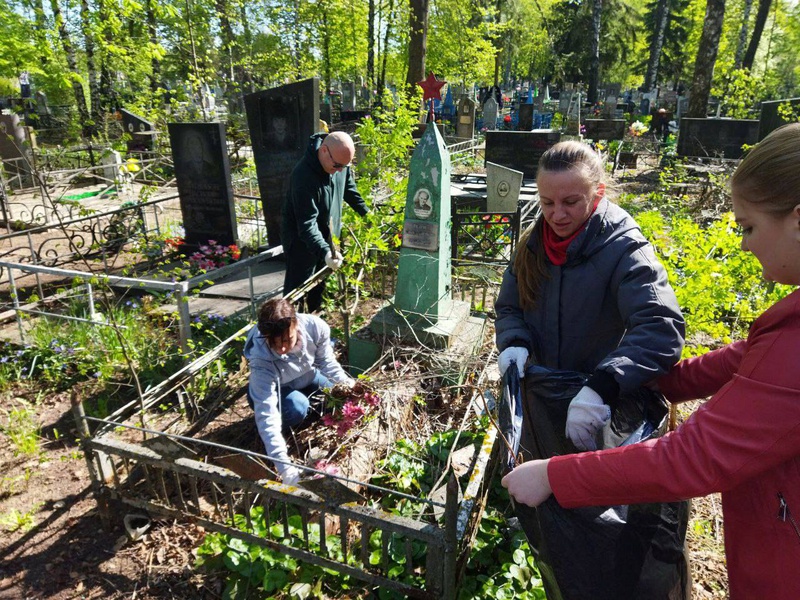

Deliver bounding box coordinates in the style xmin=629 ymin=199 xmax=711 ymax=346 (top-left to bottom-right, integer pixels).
xmin=417 ymin=72 xmax=446 ymax=102
xmin=417 ymin=72 xmax=447 ymax=122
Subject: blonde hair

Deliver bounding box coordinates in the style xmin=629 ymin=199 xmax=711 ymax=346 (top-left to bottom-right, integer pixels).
xmin=513 ymin=141 xmax=606 ymax=310
xmin=731 ymin=123 xmax=800 ymax=216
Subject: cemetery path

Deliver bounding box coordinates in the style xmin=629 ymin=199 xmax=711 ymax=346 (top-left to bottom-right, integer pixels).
xmin=0 ymin=379 xmax=234 ymax=599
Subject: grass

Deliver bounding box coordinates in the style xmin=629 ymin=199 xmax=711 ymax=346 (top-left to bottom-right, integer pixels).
xmin=0 ymin=504 xmax=41 ymax=533
xmin=1 ymin=399 xmax=41 ymax=457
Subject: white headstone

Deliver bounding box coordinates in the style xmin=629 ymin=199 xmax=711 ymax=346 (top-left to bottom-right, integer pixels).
xmin=486 ymin=162 xmax=523 ymax=212
xmin=101 ymin=150 xmax=123 ymax=183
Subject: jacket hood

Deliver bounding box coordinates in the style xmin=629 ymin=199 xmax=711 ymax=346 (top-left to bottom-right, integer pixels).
xmin=303 ymin=133 xmax=329 ymax=179
xmin=528 ymin=199 xmax=639 ymax=264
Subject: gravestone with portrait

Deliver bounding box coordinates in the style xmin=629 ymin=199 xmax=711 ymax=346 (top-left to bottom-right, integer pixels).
xmin=168 ymin=122 xmax=238 ymax=247
xmin=456 ymin=96 xmax=476 ymax=139
xmin=483 ymin=96 xmax=498 ymax=130
xmin=677 ymin=118 xmax=759 ymax=158
xmin=485 ymin=129 xmax=561 ymax=178
xmin=120 ymin=109 xmax=156 ymax=152
xmin=583 ymin=119 xmax=626 ymax=141
xmin=0 ymin=113 xmax=34 ymax=188
xmin=486 ymin=162 xmax=523 ymax=212
xmin=354 ymin=122 xmax=484 ymax=363
xmin=245 ymin=78 xmax=320 ymax=246
xmin=758 ymin=97 xmax=800 ymax=140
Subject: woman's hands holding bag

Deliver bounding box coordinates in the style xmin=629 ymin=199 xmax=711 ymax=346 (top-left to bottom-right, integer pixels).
xmin=502 ymin=459 xmax=553 ymax=507
xmin=498 ymin=347 xmax=529 ymax=377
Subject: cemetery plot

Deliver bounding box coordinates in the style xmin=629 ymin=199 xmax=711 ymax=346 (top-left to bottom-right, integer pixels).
xmin=73 ymin=262 xmax=500 ymax=599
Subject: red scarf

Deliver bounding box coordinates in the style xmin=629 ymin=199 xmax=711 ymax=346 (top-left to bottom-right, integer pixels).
xmin=542 ymin=196 xmax=602 ymax=266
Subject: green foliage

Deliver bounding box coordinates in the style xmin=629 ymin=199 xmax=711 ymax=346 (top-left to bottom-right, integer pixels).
xmin=636 ymin=210 xmax=792 ymax=355
xmin=0 ymin=505 xmax=40 ymax=533
xmin=325 ymin=91 xmax=419 ymax=307
xmin=1 ymin=398 xmax=41 ymax=457
xmin=711 ymin=62 xmax=765 ymax=119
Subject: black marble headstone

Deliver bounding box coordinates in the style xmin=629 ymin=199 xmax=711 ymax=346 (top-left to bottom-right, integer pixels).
xmin=340 ymin=110 xmax=370 ymax=123
xmin=485 ymin=130 xmax=561 ymax=178
xmin=677 ymin=118 xmax=759 ymax=158
xmin=245 ymin=78 xmax=320 ymax=246
xmin=168 ymin=122 xmax=238 ymax=247
xmin=518 ymin=104 xmax=534 ymax=131
xmin=120 ymin=109 xmax=156 ymax=152
xmin=758 ymin=98 xmax=800 ymax=140
xmin=320 ymin=102 xmax=332 ymax=127
xmin=583 ymin=119 xmax=626 ymax=140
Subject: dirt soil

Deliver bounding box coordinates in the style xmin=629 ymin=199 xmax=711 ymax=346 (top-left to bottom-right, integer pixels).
xmin=0 ymin=157 xmax=729 ymax=599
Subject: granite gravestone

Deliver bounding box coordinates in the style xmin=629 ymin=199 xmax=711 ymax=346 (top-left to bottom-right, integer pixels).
xmin=168 ymin=122 xmax=238 ymax=247
xmin=677 ymin=118 xmax=759 ymax=159
xmin=319 ymin=102 xmax=332 ymax=127
xmin=661 ymin=90 xmax=678 ymax=109
xmin=758 ymin=98 xmax=800 ymax=140
xmin=605 ymin=83 xmax=622 ymax=97
xmin=120 ymin=109 xmax=156 ymax=152
xmin=583 ymin=119 xmax=626 ymax=141
xmin=245 ymin=78 xmax=319 ymax=246
xmin=677 ymin=96 xmax=689 ymax=120
xmin=483 ymin=96 xmax=498 ymax=130
xmin=485 ymin=130 xmax=561 ymax=178
xmin=558 ymin=91 xmax=572 ymax=113
xmin=518 ymin=104 xmax=534 ymax=131
xmin=456 ymin=96 xmax=476 ymax=139
xmin=0 ymin=113 xmax=34 ymax=188
xmin=342 ymin=82 xmax=356 ymax=111
xmin=486 ymin=161 xmax=523 ymax=212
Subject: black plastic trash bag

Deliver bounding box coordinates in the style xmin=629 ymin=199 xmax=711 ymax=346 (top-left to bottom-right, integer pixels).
xmin=498 ymin=366 xmax=523 ymax=473
xmin=513 ymin=365 xmax=691 ymax=600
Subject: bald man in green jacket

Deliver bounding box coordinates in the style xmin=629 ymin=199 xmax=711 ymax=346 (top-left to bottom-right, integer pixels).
xmin=281 ymin=131 xmax=369 ymax=311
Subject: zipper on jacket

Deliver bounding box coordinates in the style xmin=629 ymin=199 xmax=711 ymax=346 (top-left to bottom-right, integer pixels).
xmin=777 ymin=492 xmax=800 ymax=544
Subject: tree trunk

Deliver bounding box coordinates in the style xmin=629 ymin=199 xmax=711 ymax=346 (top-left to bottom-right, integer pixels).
xmin=405 ymin=0 xmax=430 ymax=97
xmin=239 ymin=1 xmax=253 ymax=93
xmin=734 ymin=0 xmax=753 ymax=68
xmin=79 ymin=0 xmax=99 ymax=138
xmin=215 ymin=0 xmax=236 ymax=108
xmin=98 ymin=0 xmax=115 ymax=116
xmin=587 ymin=0 xmax=603 ymax=104
xmin=50 ymin=0 xmax=91 ymax=137
xmin=147 ymin=0 xmax=160 ymax=94
xmin=687 ymin=0 xmax=725 ymax=118
xmin=644 ymin=0 xmax=670 ymax=90
xmin=322 ymin=13 xmax=332 ymax=96
xmin=378 ymin=0 xmax=395 ymax=104
xmin=367 ymin=0 xmax=375 ymax=92
xmin=741 ymin=0 xmax=771 ymax=71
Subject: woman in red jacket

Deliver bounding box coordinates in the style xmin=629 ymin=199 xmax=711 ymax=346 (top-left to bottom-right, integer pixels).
xmin=502 ymin=122 xmax=800 ymax=599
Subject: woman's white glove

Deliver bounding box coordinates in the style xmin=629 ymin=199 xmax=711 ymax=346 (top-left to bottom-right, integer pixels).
xmin=565 ymin=386 xmax=611 ymax=451
xmin=324 ymin=250 xmax=343 ymax=270
xmin=498 ymin=347 xmax=529 ymax=377
xmin=280 ymin=465 xmax=301 ymax=486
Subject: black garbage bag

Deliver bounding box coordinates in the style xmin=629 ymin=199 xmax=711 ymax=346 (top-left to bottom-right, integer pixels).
xmin=498 ymin=366 xmax=524 ymax=473
xmin=514 ymin=365 xmax=691 ymax=600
